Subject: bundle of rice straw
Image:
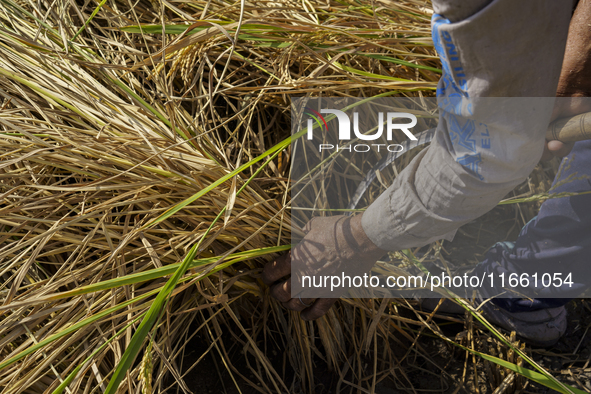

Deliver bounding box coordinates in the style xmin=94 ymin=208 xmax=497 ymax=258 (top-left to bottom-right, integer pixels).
xmin=0 ymin=0 xmax=440 ymax=392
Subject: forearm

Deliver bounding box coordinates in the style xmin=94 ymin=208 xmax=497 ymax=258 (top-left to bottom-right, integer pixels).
xmin=557 ymin=0 xmax=591 ymax=97
xmin=362 ymin=0 xmax=573 ymax=251
xmin=362 ymin=106 xmax=554 ymax=250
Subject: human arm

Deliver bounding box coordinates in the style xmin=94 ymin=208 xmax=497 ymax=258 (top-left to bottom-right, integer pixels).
xmin=542 ymin=0 xmax=591 ymax=160
xmin=362 ymin=0 xmax=572 ymax=249
xmin=262 ymin=214 xmax=386 ymax=320
xmin=264 ymin=0 xmax=574 ymax=318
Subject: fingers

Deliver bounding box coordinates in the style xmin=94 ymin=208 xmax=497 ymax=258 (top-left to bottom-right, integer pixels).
xmin=282 ymin=295 xmax=316 ymax=312
xmin=268 ymin=277 xmax=336 ymax=319
xmin=270 ymin=279 xmax=291 ymax=303
xmin=547 ymin=140 xmax=574 ymax=158
xmin=540 ymin=145 xmax=553 ymax=161
xmin=301 ymin=298 xmax=338 ymax=321
xmin=540 ymin=140 xmax=575 ymax=161
xmin=279 ymin=292 xmax=337 ymax=320
xmin=270 ymin=279 xmax=320 ymax=314
xmin=263 ymin=216 xmax=344 ymax=320
xmin=262 ymin=251 xmax=291 ymax=286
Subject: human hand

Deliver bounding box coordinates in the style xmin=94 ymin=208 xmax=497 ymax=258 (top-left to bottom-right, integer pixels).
xmin=262 ymin=214 xmax=386 ymax=320
xmin=541 ymin=0 xmax=591 ymax=161
xmin=541 ymin=97 xmax=591 ymax=160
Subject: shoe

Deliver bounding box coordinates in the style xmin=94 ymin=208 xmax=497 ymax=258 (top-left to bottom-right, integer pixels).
xmin=420 ymin=298 xmax=567 ymax=347
xmin=416 ymin=243 xmax=567 ymax=347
